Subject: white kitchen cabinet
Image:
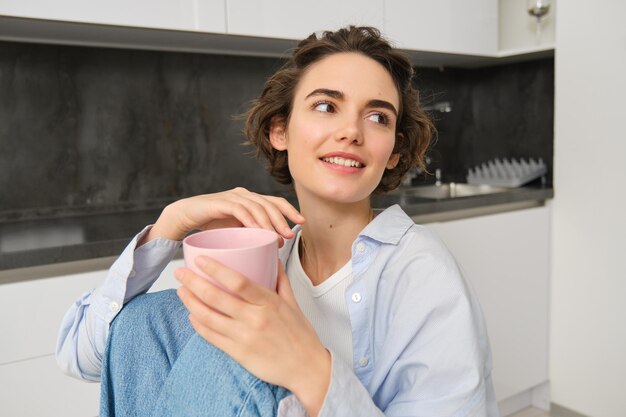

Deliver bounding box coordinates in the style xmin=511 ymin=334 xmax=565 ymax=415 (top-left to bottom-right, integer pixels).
xmin=424 ymin=205 xmax=550 ymax=412
xmin=0 ymin=256 xmax=183 ymax=415
xmin=0 ymin=0 xmax=553 ymax=66
xmin=0 ymin=259 xmax=183 ymax=365
xmin=226 ymin=0 xmax=384 ymax=40
xmin=0 ymin=354 xmax=100 ymax=417
xmin=194 ymin=0 xmax=228 ymax=33
xmin=0 ymin=271 xmax=104 ymax=366
xmin=384 ymin=0 xmax=499 ymax=55
xmin=0 ymin=0 xmax=226 ymax=33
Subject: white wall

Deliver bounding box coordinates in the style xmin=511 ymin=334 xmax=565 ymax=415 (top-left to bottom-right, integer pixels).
xmin=551 ymin=2 xmax=626 ymax=417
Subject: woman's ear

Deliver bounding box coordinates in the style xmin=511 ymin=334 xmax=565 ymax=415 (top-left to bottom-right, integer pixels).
xmin=269 ymin=117 xmax=288 ymax=151
xmin=386 ymin=132 xmax=402 ymax=169
xmin=386 ymin=153 xmax=400 ymax=169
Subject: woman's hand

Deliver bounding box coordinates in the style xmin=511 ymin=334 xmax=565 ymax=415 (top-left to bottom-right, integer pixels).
xmin=141 ymin=187 xmax=304 ymax=245
xmin=175 ymin=257 xmax=331 ymax=417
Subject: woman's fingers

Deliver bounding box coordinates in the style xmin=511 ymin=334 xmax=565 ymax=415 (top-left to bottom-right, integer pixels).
xmin=187 ymin=314 xmax=238 ymax=356
xmin=227 ymin=198 xmax=272 ymax=230
xmin=176 ymin=266 xmax=251 ymax=314
xmin=192 ymin=188 xmax=304 ymax=239
xmin=254 ymin=193 xmax=306 ymax=227
xmin=230 ymin=189 xmax=305 ymax=238
xmin=177 ymin=257 xmax=268 ymax=308
xmin=197 ymin=257 xmax=271 ymax=305
xmin=265 ymin=195 xmax=306 ymax=223
xmin=155 ymin=188 xmax=304 ymax=243
xmin=176 ymin=284 xmax=238 ymax=337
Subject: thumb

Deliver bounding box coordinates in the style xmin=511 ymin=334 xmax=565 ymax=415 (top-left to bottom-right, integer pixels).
xmin=276 ymin=262 xmax=299 ymax=310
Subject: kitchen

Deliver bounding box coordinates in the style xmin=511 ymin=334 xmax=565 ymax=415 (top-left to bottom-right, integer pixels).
xmin=0 ymin=1 xmax=624 ymax=416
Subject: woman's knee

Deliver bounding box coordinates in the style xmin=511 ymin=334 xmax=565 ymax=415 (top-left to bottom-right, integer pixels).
xmin=108 ymin=289 xmax=193 ymax=360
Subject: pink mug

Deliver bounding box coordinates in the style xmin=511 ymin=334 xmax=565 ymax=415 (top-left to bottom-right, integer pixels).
xmin=182 ymin=227 xmax=279 ymax=292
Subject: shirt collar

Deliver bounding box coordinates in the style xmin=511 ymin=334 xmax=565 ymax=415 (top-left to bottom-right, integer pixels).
xmin=279 ymin=227 xmax=298 ymax=265
xmin=359 ymin=204 xmax=413 ymax=245
xmin=279 ymin=204 xmax=412 ymax=264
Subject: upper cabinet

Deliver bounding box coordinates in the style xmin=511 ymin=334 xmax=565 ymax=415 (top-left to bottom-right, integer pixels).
xmin=0 ymin=0 xmax=226 ymax=32
xmin=225 ymin=0 xmax=384 ymax=40
xmin=384 ymin=0 xmax=499 ymax=56
xmin=0 ymin=0 xmax=554 ymax=66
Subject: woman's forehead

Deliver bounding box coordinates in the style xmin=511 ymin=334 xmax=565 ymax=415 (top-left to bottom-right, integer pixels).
xmin=294 ymin=52 xmax=400 ymax=107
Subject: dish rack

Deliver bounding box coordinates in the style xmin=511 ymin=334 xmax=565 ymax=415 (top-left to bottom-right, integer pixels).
xmin=466 ymin=158 xmax=547 ymax=187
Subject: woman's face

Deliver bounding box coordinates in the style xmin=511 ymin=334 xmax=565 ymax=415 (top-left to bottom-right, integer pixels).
xmin=270 ymin=52 xmax=400 ymax=205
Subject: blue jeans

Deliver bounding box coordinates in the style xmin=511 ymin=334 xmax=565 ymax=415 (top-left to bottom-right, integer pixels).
xmin=100 ymin=290 xmax=290 ymax=417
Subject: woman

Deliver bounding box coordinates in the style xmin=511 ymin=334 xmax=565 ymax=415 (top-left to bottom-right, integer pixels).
xmin=57 ymin=26 xmax=498 ymax=417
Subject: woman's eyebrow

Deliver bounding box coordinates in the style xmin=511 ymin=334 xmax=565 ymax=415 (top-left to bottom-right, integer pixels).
xmin=305 ymin=88 xmax=398 ymax=116
xmin=367 ymin=99 xmax=398 ymax=117
xmin=305 ymin=88 xmax=343 ymax=100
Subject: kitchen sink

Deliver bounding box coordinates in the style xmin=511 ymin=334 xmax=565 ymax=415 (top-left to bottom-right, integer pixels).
xmin=391 ymin=183 xmax=510 ymax=200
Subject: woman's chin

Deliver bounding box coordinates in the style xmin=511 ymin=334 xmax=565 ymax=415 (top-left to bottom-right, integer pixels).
xmin=293 ymin=179 xmax=376 ymax=205
xmin=316 ymin=188 xmax=373 ymax=205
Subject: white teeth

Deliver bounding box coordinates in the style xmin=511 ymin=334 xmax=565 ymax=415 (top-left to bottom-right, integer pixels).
xmin=322 ymin=156 xmax=362 ymax=168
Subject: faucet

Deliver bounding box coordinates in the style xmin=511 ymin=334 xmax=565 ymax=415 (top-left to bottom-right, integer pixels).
xmin=401 ymin=167 xmax=419 ymax=187
xmin=402 ymin=156 xmax=432 ymax=187
xmin=435 ymin=168 xmax=442 ymax=186
xmin=422 ymin=101 xmax=452 ymax=113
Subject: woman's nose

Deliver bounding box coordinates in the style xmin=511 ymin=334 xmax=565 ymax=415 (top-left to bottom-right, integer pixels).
xmin=334 ymin=116 xmax=363 ymax=144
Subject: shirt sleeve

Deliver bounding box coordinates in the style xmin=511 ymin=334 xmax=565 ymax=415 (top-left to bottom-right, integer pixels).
xmin=55 ymin=225 xmax=181 ymax=381
xmin=276 ymin=351 xmax=384 ymax=417
xmin=318 ymin=352 xmax=386 ymax=417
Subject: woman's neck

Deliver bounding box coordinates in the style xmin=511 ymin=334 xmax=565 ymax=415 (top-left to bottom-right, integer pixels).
xmin=296 ymin=193 xmax=373 ymax=286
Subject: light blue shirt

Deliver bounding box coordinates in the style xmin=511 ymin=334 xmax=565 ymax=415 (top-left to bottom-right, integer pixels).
xmin=56 ymin=204 xmax=498 ymax=416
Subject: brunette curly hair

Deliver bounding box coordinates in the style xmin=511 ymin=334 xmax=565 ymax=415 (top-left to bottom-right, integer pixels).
xmin=244 ymin=26 xmax=434 ymax=193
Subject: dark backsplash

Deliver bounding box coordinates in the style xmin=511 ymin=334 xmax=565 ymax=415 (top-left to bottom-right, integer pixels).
xmin=415 ymin=59 xmax=554 ymax=185
xmin=0 ymin=41 xmax=553 ymax=220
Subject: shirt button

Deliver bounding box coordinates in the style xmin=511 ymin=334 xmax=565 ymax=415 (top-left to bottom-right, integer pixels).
xmin=356 ymin=242 xmax=366 ymax=253
xmin=359 ymin=357 xmax=369 ymax=367
xmin=351 ymin=292 xmax=362 ymax=303
xmin=109 ymin=301 xmax=120 ymax=313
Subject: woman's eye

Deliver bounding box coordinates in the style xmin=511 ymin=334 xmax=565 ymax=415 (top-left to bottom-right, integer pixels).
xmin=368 ymin=112 xmax=389 ymax=125
xmin=313 ymin=102 xmax=335 ymax=113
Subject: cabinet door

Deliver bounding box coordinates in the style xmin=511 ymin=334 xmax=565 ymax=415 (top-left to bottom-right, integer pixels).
xmin=425 ymin=206 xmax=550 ymax=402
xmin=0 ymin=258 xmax=183 ymax=416
xmin=0 ymin=0 xmax=226 ymax=32
xmin=0 ymin=271 xmax=103 ymax=365
xmin=384 ymin=0 xmax=498 ymax=55
xmin=0 ymin=354 xmax=100 ymax=417
xmin=226 ymin=0 xmax=384 ymax=40
xmin=0 ymin=259 xmax=183 ymax=366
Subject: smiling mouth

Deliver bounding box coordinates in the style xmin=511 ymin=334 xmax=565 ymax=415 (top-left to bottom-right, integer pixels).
xmin=321 ymin=156 xmax=364 ymax=168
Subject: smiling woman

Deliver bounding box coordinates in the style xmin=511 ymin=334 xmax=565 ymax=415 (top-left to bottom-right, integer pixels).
xmin=56 ymin=26 xmax=498 ymax=417
xmin=244 ymin=27 xmax=432 ymax=194
xmin=267 ymin=52 xmax=401 ymax=205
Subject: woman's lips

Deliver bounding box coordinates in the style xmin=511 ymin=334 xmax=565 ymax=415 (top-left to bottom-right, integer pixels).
xmin=320 ymin=156 xmax=363 ymax=168
xmin=319 ymin=151 xmax=366 ymax=167
xmin=319 ymin=157 xmax=365 ymax=173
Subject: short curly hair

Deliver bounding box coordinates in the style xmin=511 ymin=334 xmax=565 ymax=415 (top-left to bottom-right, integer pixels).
xmin=244 ymin=26 xmax=434 ymax=193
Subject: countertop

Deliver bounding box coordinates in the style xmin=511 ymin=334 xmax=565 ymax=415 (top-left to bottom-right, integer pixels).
xmin=0 ymin=186 xmax=553 ymax=273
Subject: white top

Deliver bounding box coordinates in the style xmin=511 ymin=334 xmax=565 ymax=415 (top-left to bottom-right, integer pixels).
xmin=286 ymin=231 xmax=353 ymax=367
